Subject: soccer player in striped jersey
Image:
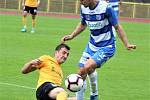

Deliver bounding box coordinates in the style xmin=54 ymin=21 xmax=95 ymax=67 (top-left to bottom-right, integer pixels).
xmin=61 ymin=0 xmax=136 ymax=100
xmin=106 ymin=0 xmax=122 ymax=18
xmin=21 ymin=44 xmax=75 ymax=100
xmin=21 ymin=0 xmax=40 ymax=33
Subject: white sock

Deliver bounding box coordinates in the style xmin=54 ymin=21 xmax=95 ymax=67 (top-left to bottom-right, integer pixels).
xmin=88 ymin=70 xmax=98 ymax=96
xmin=76 ymin=80 xmax=87 ymax=100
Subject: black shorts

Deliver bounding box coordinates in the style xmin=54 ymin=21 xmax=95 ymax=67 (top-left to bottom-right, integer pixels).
xmin=36 ymin=82 xmax=59 ymax=100
xmin=23 ymin=6 xmax=37 ymax=15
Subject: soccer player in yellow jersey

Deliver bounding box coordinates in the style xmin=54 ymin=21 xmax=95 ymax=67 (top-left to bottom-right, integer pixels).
xmin=21 ymin=44 xmax=74 ymax=100
xmin=21 ymin=0 xmax=40 ymax=33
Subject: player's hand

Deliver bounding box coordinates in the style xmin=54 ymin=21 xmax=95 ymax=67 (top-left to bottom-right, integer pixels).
xmin=61 ymin=35 xmax=73 ymax=44
xmin=126 ymin=44 xmax=136 ymax=50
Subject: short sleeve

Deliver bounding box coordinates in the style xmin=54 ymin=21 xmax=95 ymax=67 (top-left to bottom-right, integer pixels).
xmin=80 ymin=9 xmax=87 ymax=25
xmin=105 ymin=5 xmax=118 ymax=26
xmin=37 ymin=55 xmax=49 ymax=69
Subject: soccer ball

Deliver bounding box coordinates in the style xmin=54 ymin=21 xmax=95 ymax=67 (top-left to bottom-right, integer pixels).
xmin=65 ymin=74 xmax=84 ymax=92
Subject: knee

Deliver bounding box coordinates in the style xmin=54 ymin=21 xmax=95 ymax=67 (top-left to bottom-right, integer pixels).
xmin=48 ymin=87 xmax=67 ymax=99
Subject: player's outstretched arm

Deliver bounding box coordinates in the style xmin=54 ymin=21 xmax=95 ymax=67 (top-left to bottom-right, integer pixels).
xmin=21 ymin=59 xmax=41 ymax=74
xmin=61 ymin=22 xmax=86 ymax=44
xmin=114 ymin=24 xmax=136 ymax=50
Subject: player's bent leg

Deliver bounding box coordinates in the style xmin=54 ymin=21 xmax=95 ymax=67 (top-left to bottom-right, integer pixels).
xmin=88 ymin=46 xmax=115 ymax=100
xmin=88 ymin=70 xmax=98 ymax=100
xmin=76 ymin=80 xmax=87 ymax=100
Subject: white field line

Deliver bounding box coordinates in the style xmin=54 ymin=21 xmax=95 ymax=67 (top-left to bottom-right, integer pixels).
xmin=0 ymin=82 xmax=90 ymax=99
xmin=0 ymin=82 xmax=36 ymax=90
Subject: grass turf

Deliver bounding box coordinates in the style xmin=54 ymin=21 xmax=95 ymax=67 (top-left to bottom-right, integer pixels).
xmin=0 ymin=14 xmax=149 ymax=100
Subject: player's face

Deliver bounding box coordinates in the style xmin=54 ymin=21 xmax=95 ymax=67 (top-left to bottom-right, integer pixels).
xmin=55 ymin=47 xmax=69 ymax=64
xmin=80 ymin=0 xmax=91 ymax=7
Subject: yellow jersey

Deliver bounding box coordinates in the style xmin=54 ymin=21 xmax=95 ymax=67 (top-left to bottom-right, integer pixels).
xmin=25 ymin=0 xmax=38 ymax=7
xmin=36 ymin=55 xmax=63 ymax=88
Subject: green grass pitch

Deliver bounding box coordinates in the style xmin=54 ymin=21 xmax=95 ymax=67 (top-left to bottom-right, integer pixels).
xmin=0 ymin=14 xmax=149 ymax=100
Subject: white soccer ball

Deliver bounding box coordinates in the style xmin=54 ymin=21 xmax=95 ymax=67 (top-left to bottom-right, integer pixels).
xmin=65 ymin=74 xmax=84 ymax=92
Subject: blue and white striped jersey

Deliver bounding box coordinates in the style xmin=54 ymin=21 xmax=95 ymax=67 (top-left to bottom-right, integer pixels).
xmin=108 ymin=0 xmax=120 ymax=17
xmin=80 ymin=1 xmax=118 ymax=52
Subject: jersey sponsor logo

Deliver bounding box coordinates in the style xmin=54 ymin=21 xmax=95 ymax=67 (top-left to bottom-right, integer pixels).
xmin=86 ymin=19 xmax=109 ymax=30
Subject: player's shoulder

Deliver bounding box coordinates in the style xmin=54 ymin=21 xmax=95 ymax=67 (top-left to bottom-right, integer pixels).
xmin=98 ymin=0 xmax=109 ymax=13
xmin=98 ymin=0 xmax=109 ymax=9
xmin=39 ymin=55 xmax=53 ymax=61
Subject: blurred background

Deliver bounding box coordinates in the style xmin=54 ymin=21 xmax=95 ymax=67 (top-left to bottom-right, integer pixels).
xmin=0 ymin=0 xmax=149 ymax=18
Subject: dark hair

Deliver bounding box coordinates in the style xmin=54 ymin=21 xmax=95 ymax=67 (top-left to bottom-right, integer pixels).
xmin=55 ymin=44 xmax=70 ymax=51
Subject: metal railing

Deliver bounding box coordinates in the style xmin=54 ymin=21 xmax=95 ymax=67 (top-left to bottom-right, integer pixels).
xmin=0 ymin=0 xmax=150 ymax=18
